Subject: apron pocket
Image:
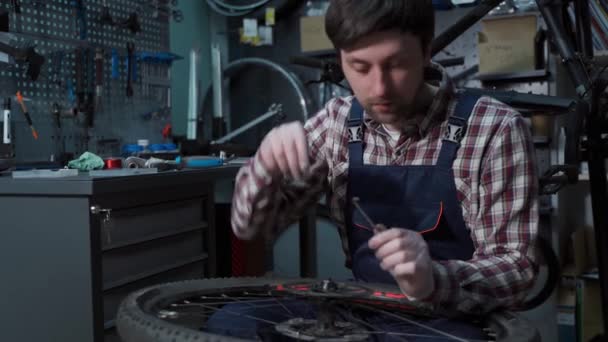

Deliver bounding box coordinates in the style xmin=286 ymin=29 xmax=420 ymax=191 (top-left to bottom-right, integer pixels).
xmin=351 ymin=200 xmax=444 ymax=234
xmin=407 ymin=201 xmax=444 ymax=234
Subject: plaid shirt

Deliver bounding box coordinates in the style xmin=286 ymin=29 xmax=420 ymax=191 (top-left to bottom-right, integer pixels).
xmin=231 ymin=64 xmax=539 ymax=314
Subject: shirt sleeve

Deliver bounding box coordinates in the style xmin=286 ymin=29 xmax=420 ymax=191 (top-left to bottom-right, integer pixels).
xmin=230 ymin=100 xmax=336 ymax=241
xmin=426 ymin=114 xmax=539 ymax=314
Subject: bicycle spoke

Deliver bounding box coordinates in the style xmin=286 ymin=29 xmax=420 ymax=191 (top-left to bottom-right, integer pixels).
xmin=353 ymin=303 xmax=472 ymax=342
xmin=345 ymin=313 xmax=409 ymax=341
xmin=342 ymin=309 xmax=491 ymax=342
xmin=223 ymin=294 xmax=298 ymax=320
xmin=379 ymin=331 xmax=493 ymax=342
xmin=171 ymin=298 xmax=284 ymax=307
xmin=199 ymin=295 xmax=274 ymax=300
xmin=367 ymin=331 xmax=486 ymax=341
xmin=273 ymin=297 xmax=296 ymax=317
xmin=190 ymin=302 xmax=279 ymax=325
xmin=332 ymin=304 xmax=409 ymax=342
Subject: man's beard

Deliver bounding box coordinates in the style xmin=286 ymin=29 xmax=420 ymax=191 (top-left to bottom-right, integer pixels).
xmin=363 ymin=97 xmax=416 ymax=124
xmin=362 ymin=84 xmax=427 ymax=124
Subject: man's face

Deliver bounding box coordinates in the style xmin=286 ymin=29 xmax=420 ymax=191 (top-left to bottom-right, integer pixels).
xmin=340 ymin=30 xmax=430 ymax=125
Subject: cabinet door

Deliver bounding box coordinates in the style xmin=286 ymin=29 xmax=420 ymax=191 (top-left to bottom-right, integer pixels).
xmin=89 ymin=182 xmax=215 ymax=341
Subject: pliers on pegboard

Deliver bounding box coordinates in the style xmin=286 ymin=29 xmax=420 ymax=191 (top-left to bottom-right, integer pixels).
xmin=71 ymin=0 xmax=87 ymax=40
xmin=126 ymin=42 xmax=135 ymax=98
xmin=137 ymin=0 xmax=183 ymax=22
xmin=10 ymin=0 xmax=20 ymax=14
xmin=50 ymin=51 xmax=64 ymax=87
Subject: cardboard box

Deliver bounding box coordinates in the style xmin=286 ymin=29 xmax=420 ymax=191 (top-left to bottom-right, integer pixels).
xmin=478 ymin=14 xmax=537 ymax=75
xmin=300 ymin=15 xmax=333 ymax=52
xmin=558 ymin=279 xmax=577 ymax=342
xmin=577 ymin=274 xmax=604 ymax=342
xmin=563 ymin=227 xmax=597 ymax=277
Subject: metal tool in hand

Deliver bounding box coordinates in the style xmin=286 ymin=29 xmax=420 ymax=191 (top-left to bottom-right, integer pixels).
xmin=352 ymin=197 xmax=386 ymax=233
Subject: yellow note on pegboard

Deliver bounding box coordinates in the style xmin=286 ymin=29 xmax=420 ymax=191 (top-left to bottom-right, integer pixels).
xmin=265 ymin=7 xmax=275 ymax=26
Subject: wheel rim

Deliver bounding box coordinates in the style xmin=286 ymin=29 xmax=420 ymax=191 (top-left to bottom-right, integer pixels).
xmin=117 ymin=278 xmax=511 ymax=342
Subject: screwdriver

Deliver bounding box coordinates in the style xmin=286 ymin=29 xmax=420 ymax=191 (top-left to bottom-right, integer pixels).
xmin=352 ymin=197 xmax=386 ymax=233
xmin=15 ymin=91 xmax=38 ymax=140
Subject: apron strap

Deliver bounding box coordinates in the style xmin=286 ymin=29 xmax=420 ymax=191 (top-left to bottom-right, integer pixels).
xmin=436 ymin=92 xmax=481 ymax=170
xmin=348 ymin=98 xmax=365 ymax=166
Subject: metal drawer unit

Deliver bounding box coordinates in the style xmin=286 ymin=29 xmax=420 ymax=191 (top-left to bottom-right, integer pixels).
xmin=91 ymin=185 xmax=212 ymax=337
xmin=0 ymin=167 xmax=240 ymax=342
xmin=90 ymin=180 xmax=218 ymax=341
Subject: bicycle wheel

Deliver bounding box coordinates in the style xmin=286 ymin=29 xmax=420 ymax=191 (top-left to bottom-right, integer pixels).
xmin=116 ymin=277 xmax=540 ymax=342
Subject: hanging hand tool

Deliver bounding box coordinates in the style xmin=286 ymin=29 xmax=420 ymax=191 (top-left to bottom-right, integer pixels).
xmin=111 ymin=49 xmax=119 ymax=79
xmin=66 ymin=78 xmax=76 ymax=109
xmin=15 ymin=91 xmax=38 ymax=140
xmin=71 ymin=0 xmax=87 ymax=40
xmin=75 ymin=47 xmax=95 ymax=127
xmin=0 ymin=41 xmax=45 ymax=81
xmin=50 ymin=51 xmax=64 ymax=86
xmin=100 ymin=0 xmax=114 ymax=26
xmin=95 ymin=48 xmax=104 ymax=112
xmin=85 ymin=48 xmax=95 ymax=127
xmin=0 ymin=11 xmax=8 ymax=33
xmin=10 ymin=0 xmax=20 ymax=14
xmin=152 ymin=0 xmax=160 ymax=18
xmin=10 ymin=0 xmax=21 ymax=33
xmin=51 ymin=102 xmax=61 ymax=129
xmin=136 ymin=0 xmax=182 ymax=22
xmin=9 ymin=1 xmax=20 ymax=14
xmin=3 ymin=98 xmax=11 ymax=144
xmin=119 ymin=13 xmax=141 ymax=34
xmin=172 ymin=10 xmax=183 ymax=23
xmin=126 ymin=42 xmax=134 ymax=97
xmin=75 ymin=47 xmax=85 ymax=114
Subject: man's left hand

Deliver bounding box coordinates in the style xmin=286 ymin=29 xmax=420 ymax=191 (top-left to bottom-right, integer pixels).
xmin=368 ymin=228 xmax=435 ymax=300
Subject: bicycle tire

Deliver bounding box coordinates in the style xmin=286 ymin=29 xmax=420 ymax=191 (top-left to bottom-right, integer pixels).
xmin=116 ymin=277 xmax=540 ymax=342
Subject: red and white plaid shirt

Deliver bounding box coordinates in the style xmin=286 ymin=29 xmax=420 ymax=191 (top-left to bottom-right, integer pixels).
xmin=231 ymin=64 xmax=539 ymax=314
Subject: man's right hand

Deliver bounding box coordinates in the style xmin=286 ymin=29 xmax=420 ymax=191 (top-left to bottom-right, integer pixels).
xmin=258 ymin=121 xmax=310 ymax=180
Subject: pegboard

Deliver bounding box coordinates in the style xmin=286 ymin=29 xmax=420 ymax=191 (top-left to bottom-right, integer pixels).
xmin=0 ymin=0 xmax=173 ymax=162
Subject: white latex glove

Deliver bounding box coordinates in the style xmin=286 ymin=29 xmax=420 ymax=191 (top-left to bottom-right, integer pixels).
xmin=368 ymin=227 xmax=435 ymax=300
xmin=258 ymin=121 xmax=310 ymax=180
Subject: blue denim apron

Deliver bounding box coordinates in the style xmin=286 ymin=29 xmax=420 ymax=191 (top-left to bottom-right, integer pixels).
xmin=347 ymin=94 xmax=479 ymax=285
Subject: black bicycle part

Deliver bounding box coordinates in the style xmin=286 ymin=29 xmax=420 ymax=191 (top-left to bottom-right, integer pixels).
xmin=289 ymin=56 xmax=345 ymax=85
xmin=539 ymin=0 xmax=591 ymax=97
xmin=586 ymin=78 xmax=608 ymax=339
xmin=431 ymin=0 xmax=504 ymax=57
xmin=514 ymin=235 xmax=560 ymax=311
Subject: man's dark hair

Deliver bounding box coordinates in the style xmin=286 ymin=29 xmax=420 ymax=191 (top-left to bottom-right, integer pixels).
xmin=325 ymin=0 xmax=435 ymax=52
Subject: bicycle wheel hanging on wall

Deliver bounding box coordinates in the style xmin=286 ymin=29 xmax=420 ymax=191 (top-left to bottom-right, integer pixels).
xmin=201 ymin=57 xmax=314 ymax=152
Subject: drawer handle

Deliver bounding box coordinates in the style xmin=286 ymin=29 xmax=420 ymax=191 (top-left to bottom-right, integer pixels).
xmin=91 ymin=205 xmax=113 ymax=243
xmin=90 ymin=205 xmax=112 ymax=216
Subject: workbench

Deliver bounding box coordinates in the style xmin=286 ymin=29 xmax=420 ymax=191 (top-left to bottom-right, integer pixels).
xmin=0 ymin=166 xmax=240 ymax=342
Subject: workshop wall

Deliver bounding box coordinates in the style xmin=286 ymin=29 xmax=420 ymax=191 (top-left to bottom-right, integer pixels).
xmin=211 ymin=1 xmax=328 ymax=148
xmin=0 ymin=0 xmax=173 ymax=163
xmin=170 ymin=0 xmax=212 ymax=137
